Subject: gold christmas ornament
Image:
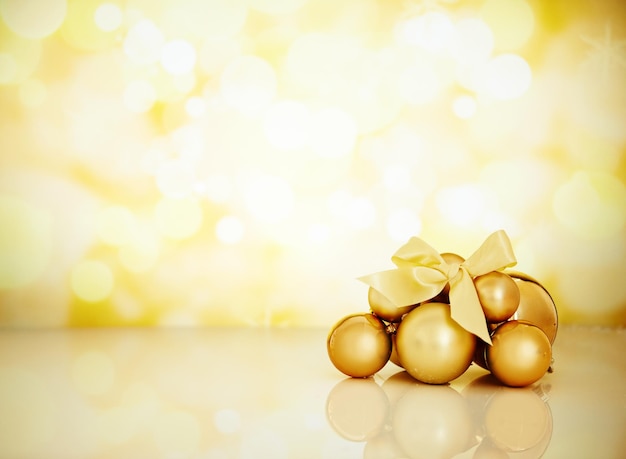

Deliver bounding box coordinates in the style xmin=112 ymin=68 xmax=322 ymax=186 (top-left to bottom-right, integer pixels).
xmin=474 ymin=271 xmax=520 ymax=323
xmin=388 ymin=332 xmax=403 ymax=368
xmin=486 ymin=321 xmax=552 ymax=387
xmin=396 ymin=303 xmax=476 ymax=384
xmin=359 ymin=230 xmax=518 ymax=344
xmin=368 ymin=286 xmax=417 ymax=322
xmin=509 ymin=271 xmax=558 ymax=344
xmin=327 ymin=313 xmax=392 ymax=378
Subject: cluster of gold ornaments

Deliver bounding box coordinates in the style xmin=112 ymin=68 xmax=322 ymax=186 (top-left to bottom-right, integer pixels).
xmin=327 ymin=231 xmax=558 ymax=387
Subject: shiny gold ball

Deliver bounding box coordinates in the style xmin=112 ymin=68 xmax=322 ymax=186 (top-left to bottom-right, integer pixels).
xmin=509 ymin=272 xmax=558 ymax=344
xmin=396 ymin=303 xmax=476 ymax=384
xmin=486 ymin=321 xmax=552 ymax=387
xmin=327 ymin=313 xmax=392 ymax=378
xmin=474 ymin=271 xmax=520 ymax=323
xmin=368 ymin=287 xmax=417 ymax=322
xmin=326 ymin=377 xmax=390 ymax=441
xmin=389 ymin=332 xmax=403 ymax=368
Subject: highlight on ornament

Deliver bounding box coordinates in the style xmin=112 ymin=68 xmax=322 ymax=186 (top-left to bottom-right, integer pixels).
xmin=326 ymin=230 xmax=558 ymax=387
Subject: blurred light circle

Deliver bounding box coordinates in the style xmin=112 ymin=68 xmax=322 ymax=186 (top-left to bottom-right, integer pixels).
xmin=383 ymin=165 xmax=411 ymax=191
xmin=94 ymin=3 xmax=122 ymax=32
xmin=479 ymin=53 xmax=532 ymax=100
xmin=307 ymin=223 xmax=330 ymax=244
xmin=220 ymin=55 xmax=277 ymax=116
xmin=215 ymin=215 xmax=245 ymax=244
xmin=481 ymin=0 xmax=534 ymax=50
xmin=243 ymin=174 xmax=294 ymax=224
xmin=155 ymin=159 xmax=196 ymax=198
xmin=436 ymin=184 xmax=491 ymax=227
xmin=308 ymin=107 xmax=357 ymax=158
xmin=452 ymin=95 xmax=477 ymax=119
xmin=387 ymin=209 xmax=422 ymax=242
xmin=70 ymin=260 xmax=114 ymax=303
xmin=263 ymin=100 xmax=310 ymax=151
xmin=155 ymin=197 xmax=204 ymax=240
xmin=397 ymin=12 xmax=455 ymax=53
xmin=0 ymin=196 xmax=51 ymax=289
xmin=397 ymin=60 xmax=442 ymax=105
xmin=553 ymin=171 xmax=626 ymax=239
xmin=161 ymin=39 xmax=197 ymax=75
xmin=202 ymin=175 xmax=233 ymax=204
xmin=451 ymin=18 xmax=494 ymax=64
xmin=185 ymin=96 xmax=206 ymax=118
xmin=96 ymin=206 xmax=138 ymax=246
xmin=214 ymin=408 xmax=241 ymax=434
xmin=123 ymin=79 xmax=157 ymax=113
xmin=347 ymin=197 xmax=376 ymax=230
xmin=123 ymin=19 xmax=165 ymax=65
xmin=0 ymin=0 xmax=67 ymax=39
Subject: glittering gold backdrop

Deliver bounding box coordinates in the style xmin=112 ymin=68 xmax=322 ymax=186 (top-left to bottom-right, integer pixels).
xmin=0 ymin=0 xmax=625 ymax=328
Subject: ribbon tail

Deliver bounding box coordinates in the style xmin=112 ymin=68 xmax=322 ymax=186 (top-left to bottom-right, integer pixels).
xmin=358 ymin=267 xmax=447 ymax=307
xmin=449 ymin=269 xmax=492 ymax=345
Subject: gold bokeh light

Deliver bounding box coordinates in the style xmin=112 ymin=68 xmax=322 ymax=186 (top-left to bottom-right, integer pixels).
xmin=0 ymin=0 xmax=625 ymax=327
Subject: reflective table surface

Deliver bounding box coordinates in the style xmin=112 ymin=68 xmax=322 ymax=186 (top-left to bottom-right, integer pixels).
xmin=0 ymin=326 xmax=624 ymax=459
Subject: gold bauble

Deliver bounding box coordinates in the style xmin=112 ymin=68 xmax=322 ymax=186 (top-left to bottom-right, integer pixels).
xmin=368 ymin=287 xmax=417 ymax=322
xmin=389 ymin=332 xmax=403 ymax=368
xmin=327 ymin=313 xmax=392 ymax=378
xmin=472 ymin=440 xmax=510 ymax=459
xmin=326 ymin=377 xmax=390 ymax=441
xmin=364 ymin=433 xmax=406 ymax=459
xmin=396 ymin=303 xmax=476 ymax=384
xmin=486 ymin=321 xmax=552 ymax=387
xmin=508 ymin=271 xmax=558 ymax=344
xmin=428 ymin=252 xmax=465 ymax=303
xmin=484 ymin=387 xmax=553 ymax=454
xmin=392 ymin=384 xmax=473 ymax=459
xmin=474 ymin=271 xmax=520 ymax=323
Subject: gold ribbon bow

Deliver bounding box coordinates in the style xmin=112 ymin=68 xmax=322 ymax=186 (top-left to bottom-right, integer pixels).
xmin=358 ymin=230 xmax=517 ymax=344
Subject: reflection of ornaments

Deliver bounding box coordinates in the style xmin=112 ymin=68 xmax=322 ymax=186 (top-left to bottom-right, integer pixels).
xmin=392 ymin=384 xmax=473 ymax=459
xmin=325 ymin=377 xmax=390 ymax=442
xmin=396 ymin=302 xmax=476 ymax=384
xmin=326 ymin=370 xmax=554 ymax=458
xmin=327 ymin=313 xmax=391 ymax=378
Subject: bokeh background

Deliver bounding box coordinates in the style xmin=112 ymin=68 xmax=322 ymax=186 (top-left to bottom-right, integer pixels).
xmin=0 ymin=0 xmax=625 ymax=328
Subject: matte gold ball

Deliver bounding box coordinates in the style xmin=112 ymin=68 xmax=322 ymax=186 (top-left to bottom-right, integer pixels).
xmin=474 ymin=271 xmax=520 ymax=323
xmin=368 ymin=287 xmax=417 ymax=322
xmin=396 ymin=303 xmax=476 ymax=384
xmin=327 ymin=313 xmax=392 ymax=378
xmin=486 ymin=321 xmax=552 ymax=387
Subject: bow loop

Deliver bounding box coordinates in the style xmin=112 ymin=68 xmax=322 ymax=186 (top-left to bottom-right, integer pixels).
xmin=359 ymin=230 xmax=517 ymax=344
